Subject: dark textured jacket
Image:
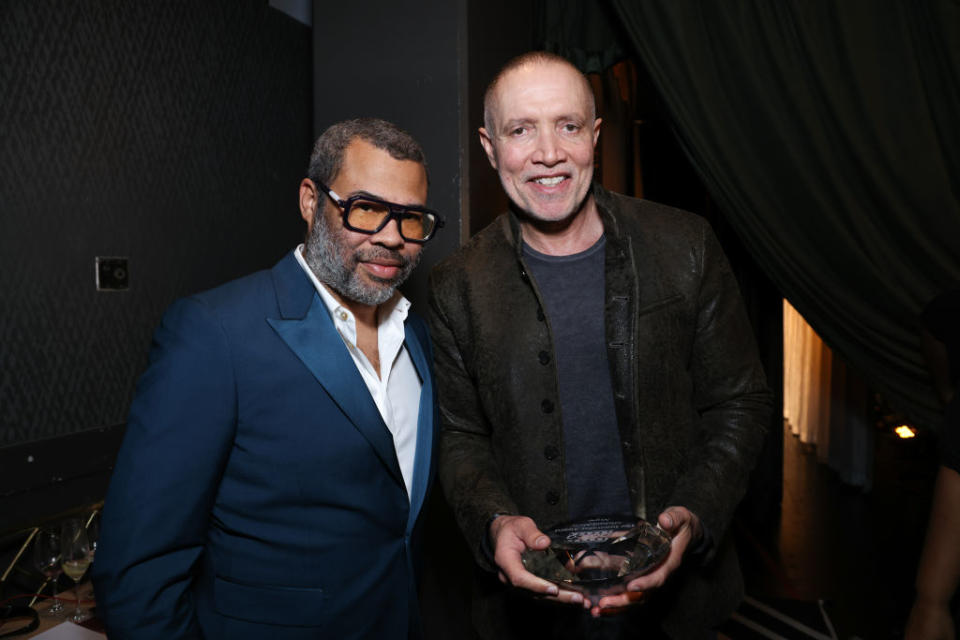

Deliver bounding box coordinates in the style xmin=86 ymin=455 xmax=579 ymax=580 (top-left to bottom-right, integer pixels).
xmin=427 ymin=185 xmax=772 ymax=638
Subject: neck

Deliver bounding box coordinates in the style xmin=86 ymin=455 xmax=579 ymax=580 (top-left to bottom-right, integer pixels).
xmin=519 ymin=196 xmax=604 ymax=256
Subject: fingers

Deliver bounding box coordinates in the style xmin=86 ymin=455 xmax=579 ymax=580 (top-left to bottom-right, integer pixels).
xmin=658 ymin=506 xmax=689 ymax=533
xmin=592 ymin=590 xmax=644 ymax=617
xmin=543 ymin=588 xmax=588 ymax=607
xmin=608 ymin=508 xmax=701 ymax=595
xmin=622 ymin=562 xmax=670 ymax=593
xmin=490 ymin=516 xmax=550 ymax=549
xmin=491 ymin=515 xmax=582 ymax=604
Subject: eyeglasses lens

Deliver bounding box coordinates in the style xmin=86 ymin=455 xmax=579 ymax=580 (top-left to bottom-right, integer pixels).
xmin=346 ymin=199 xmax=435 ymax=241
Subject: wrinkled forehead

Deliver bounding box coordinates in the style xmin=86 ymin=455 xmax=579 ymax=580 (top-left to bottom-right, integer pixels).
xmin=488 ymin=61 xmax=596 ymax=129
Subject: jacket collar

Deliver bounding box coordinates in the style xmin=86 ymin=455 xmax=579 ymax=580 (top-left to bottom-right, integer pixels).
xmin=266 ymin=250 xmax=435 ymax=525
xmin=271 ymin=249 xmax=317 ymax=320
xmin=266 ymin=251 xmax=406 ymax=489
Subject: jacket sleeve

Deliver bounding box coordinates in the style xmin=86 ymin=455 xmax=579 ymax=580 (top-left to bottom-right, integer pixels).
xmin=427 ymin=270 xmax=519 ymax=570
xmin=667 ymin=222 xmax=773 ymax=560
xmin=91 ymin=296 xmax=237 ymax=639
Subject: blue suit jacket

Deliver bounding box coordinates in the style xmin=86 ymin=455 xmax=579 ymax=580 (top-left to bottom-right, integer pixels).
xmin=92 ymin=251 xmax=437 ymax=640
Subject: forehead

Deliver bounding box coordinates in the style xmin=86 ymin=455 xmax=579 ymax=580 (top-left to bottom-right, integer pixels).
xmin=336 ymin=139 xmax=427 ymax=202
xmin=491 ymin=61 xmax=593 ymax=125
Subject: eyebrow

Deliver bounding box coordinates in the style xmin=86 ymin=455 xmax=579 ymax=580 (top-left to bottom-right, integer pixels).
xmin=343 ymin=189 xmax=426 ymax=209
xmin=500 ymin=114 xmax=586 ymax=131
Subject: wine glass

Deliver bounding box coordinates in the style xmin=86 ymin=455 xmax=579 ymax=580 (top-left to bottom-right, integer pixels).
xmin=32 ymin=527 xmax=65 ymax=617
xmin=84 ymin=510 xmax=100 ymax=564
xmin=60 ymin=518 xmax=92 ymax=623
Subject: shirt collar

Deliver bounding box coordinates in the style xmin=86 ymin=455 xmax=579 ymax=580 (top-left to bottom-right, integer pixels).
xmin=294 ymin=244 xmax=410 ymax=341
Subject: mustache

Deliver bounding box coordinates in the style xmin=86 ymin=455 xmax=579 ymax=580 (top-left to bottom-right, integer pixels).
xmin=352 ymin=246 xmax=411 ymax=268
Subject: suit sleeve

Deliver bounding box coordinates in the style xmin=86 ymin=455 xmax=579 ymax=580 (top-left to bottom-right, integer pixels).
xmin=427 ymin=271 xmax=519 ymax=570
xmin=667 ymin=223 xmax=773 ymax=560
xmin=92 ymin=296 xmax=237 ymax=639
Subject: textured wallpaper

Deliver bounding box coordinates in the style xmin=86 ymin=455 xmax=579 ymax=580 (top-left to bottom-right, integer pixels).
xmin=0 ymin=1 xmax=312 ymax=445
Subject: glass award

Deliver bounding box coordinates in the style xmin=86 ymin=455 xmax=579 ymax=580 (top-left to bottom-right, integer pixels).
xmin=521 ymin=516 xmax=670 ymax=601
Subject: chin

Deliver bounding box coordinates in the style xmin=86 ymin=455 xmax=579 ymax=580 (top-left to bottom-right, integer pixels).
xmin=518 ymin=201 xmax=581 ymax=224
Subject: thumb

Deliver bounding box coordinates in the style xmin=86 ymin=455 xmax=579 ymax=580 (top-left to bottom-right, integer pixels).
xmin=517 ymin=519 xmax=551 ymax=549
xmin=658 ymin=508 xmax=683 ymax=533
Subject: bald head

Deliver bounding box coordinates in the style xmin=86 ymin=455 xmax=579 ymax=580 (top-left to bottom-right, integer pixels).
xmin=482 ymin=51 xmax=596 ymax=133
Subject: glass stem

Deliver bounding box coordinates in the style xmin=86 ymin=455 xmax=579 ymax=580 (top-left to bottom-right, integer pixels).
xmin=74 ymin=581 xmax=81 ymax=618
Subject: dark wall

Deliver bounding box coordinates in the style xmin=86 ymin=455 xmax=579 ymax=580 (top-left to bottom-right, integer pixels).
xmin=0 ymin=1 xmax=312 ymax=449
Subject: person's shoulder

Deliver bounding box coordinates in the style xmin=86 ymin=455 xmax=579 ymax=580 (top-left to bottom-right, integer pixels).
xmin=430 ymin=213 xmax=514 ymax=286
xmin=602 ymin=188 xmax=708 ymax=237
xmin=166 ymin=253 xmax=293 ymax=325
xmin=186 ymin=266 xmax=275 ymax=312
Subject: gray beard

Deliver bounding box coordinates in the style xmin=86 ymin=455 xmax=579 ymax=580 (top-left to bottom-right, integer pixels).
xmin=303 ymin=215 xmax=419 ymax=307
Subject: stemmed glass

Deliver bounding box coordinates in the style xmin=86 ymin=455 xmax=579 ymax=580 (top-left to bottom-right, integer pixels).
xmin=60 ymin=518 xmax=92 ymax=623
xmin=84 ymin=510 xmax=100 ymax=564
xmin=32 ymin=527 xmax=65 ymax=617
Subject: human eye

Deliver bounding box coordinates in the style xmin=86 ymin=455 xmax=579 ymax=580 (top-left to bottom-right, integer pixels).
xmin=561 ymin=121 xmax=582 ymax=134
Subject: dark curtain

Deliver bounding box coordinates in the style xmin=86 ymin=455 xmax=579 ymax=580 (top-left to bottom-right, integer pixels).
xmin=541 ymin=1 xmax=960 ymax=431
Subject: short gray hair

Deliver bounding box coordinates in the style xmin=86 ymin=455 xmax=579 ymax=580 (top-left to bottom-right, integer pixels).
xmin=306 ymin=118 xmax=428 ymax=186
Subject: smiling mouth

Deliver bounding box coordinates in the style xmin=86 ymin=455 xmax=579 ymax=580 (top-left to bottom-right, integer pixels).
xmin=531 ymin=175 xmax=567 ymax=186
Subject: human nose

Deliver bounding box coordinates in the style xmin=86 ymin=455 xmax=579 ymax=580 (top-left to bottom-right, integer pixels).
xmin=533 ymin=130 xmax=566 ymax=166
xmin=369 ymin=215 xmax=404 ymax=247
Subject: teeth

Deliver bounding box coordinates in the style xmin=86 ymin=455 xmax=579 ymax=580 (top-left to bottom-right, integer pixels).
xmin=534 ymin=176 xmax=565 ymax=186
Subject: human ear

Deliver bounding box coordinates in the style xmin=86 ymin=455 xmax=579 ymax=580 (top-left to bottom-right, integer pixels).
xmin=299 ymin=179 xmax=318 ymax=233
xmin=478 ymin=127 xmax=499 ymax=170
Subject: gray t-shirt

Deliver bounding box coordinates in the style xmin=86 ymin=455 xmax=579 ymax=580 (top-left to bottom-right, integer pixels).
xmin=523 ymin=236 xmax=632 ymax=520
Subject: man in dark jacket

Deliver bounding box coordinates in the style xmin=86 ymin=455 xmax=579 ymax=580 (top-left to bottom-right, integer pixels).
xmin=428 ymin=52 xmax=772 ymax=638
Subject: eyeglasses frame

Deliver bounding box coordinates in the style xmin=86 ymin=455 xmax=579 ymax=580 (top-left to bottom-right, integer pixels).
xmin=314 ymin=180 xmax=444 ymax=243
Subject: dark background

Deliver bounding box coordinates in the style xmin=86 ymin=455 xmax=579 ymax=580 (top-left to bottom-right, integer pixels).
xmin=0 ymin=2 xmax=311 ymax=449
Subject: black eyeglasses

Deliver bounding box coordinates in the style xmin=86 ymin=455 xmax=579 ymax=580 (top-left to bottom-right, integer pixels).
xmin=315 ymin=181 xmax=444 ymax=243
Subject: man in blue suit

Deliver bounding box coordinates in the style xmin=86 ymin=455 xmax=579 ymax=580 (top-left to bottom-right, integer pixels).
xmin=92 ymin=118 xmax=443 ymax=639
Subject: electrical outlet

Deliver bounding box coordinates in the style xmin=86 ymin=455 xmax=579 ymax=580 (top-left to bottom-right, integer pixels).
xmin=96 ymin=257 xmax=129 ymax=291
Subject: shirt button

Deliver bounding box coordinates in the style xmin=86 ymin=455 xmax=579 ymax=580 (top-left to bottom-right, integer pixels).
xmin=545 ymin=491 xmax=559 ymax=505
xmin=541 ymin=399 xmax=554 ymax=414
xmin=538 ymin=351 xmax=550 ymax=365
xmin=543 ymin=445 xmax=558 ymax=460
xmin=338 ymin=310 xmax=348 ymax=321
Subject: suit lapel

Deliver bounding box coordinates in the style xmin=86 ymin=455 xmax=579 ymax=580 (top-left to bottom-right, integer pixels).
xmin=267 ymin=253 xmax=404 ymax=487
xmin=404 ymin=321 xmax=434 ymax=531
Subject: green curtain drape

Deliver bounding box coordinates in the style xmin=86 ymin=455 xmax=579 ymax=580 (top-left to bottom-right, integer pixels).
xmin=541 ymin=0 xmax=960 ymax=431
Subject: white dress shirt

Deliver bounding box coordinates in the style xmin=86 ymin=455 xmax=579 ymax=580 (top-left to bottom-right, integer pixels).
xmin=295 ymin=245 xmax=421 ymax=498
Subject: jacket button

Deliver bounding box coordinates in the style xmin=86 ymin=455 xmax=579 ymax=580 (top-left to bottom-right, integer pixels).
xmin=622 ymin=440 xmax=632 ymax=450
xmin=536 ymin=308 xmax=545 ymax=321
xmin=520 ymin=269 xmax=529 ymax=281
xmin=546 ymin=491 xmax=559 ymax=505
xmin=541 ymin=399 xmax=554 ymax=414
xmin=538 ymin=351 xmax=550 ymax=365
xmin=544 ymin=445 xmax=559 ymax=460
